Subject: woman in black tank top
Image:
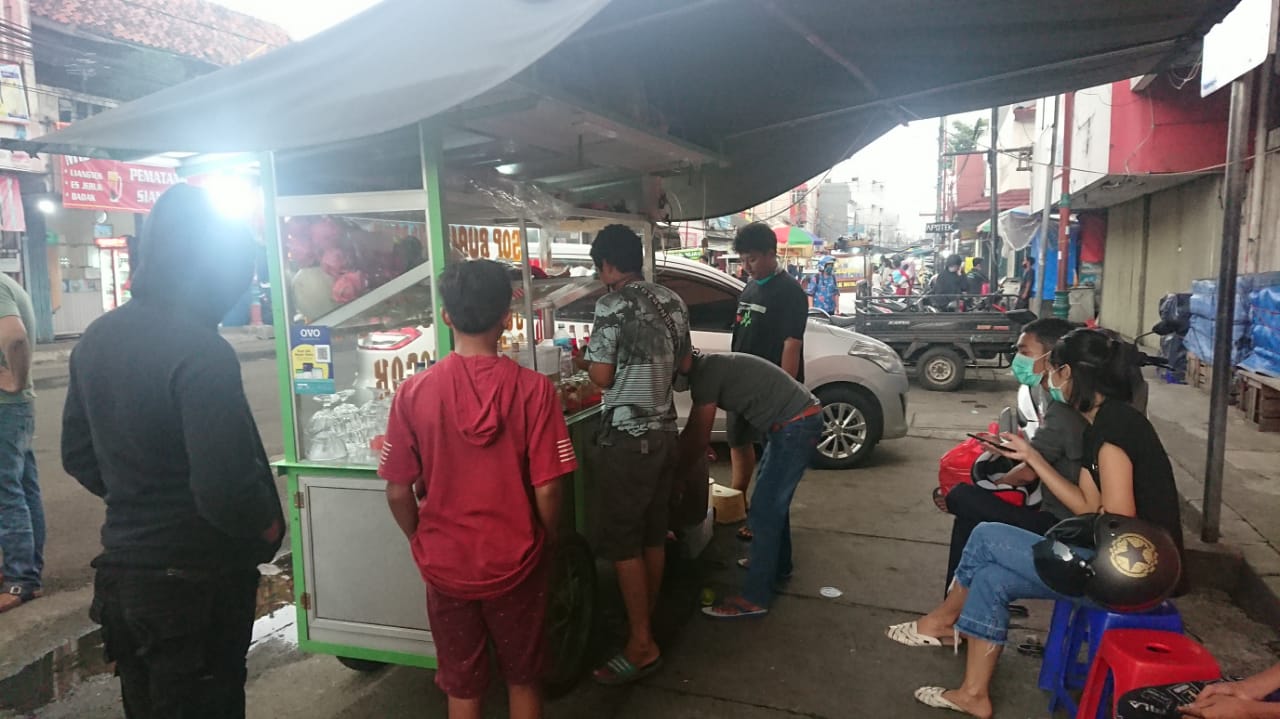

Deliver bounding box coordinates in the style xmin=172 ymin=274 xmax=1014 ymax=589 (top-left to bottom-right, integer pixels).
xmin=886 ymin=329 xmax=1185 ymax=719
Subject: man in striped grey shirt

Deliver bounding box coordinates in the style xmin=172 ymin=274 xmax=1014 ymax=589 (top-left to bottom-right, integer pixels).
xmin=577 ymin=225 xmax=691 ymax=685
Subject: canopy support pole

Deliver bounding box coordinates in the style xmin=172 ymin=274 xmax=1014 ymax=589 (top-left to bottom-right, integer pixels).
xmin=419 ymin=121 xmax=453 ymax=360
xmin=1203 ymin=73 xmax=1254 ymax=544
xmin=1036 ymin=96 xmax=1059 ymax=317
xmin=989 ymin=106 xmax=1000 ymax=277
xmin=260 ymin=151 xmax=298 ymax=464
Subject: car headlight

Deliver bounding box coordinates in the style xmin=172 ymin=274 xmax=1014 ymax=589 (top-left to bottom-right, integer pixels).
xmin=848 ymin=336 xmax=904 ymax=374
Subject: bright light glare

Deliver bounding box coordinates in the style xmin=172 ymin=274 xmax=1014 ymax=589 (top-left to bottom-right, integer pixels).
xmin=36 ymin=198 xmax=56 ymax=214
xmin=205 ymin=176 xmax=256 ymax=219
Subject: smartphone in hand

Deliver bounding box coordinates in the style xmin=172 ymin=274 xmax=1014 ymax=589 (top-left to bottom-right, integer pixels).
xmin=966 ymin=432 xmax=1010 ymax=451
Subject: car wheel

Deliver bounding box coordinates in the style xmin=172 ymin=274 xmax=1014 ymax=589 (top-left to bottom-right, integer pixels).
xmin=917 ymin=347 xmax=965 ymax=392
xmin=813 ymin=386 xmax=882 ymax=470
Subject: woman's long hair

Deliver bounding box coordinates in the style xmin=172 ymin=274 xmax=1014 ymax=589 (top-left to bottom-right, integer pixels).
xmin=1049 ymin=328 xmax=1142 ymax=412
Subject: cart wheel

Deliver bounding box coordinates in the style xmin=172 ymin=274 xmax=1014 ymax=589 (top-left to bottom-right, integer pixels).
xmin=544 ymin=532 xmax=597 ymax=698
xmin=917 ymin=347 xmax=966 ymax=392
xmin=336 ymin=656 xmax=387 ymax=673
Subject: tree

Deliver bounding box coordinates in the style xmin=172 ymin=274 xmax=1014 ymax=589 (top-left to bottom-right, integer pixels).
xmin=946 ymin=117 xmax=989 ymax=154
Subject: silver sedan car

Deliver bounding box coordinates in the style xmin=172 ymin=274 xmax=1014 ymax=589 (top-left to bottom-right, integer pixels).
xmin=553 ymin=255 xmax=909 ymax=469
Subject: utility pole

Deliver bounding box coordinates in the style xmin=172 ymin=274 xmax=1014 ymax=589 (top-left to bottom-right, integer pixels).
xmin=1203 ymin=73 xmax=1255 ymax=543
xmin=1053 ymin=91 xmax=1076 ymax=319
xmin=989 ymin=106 xmax=1000 ymax=277
xmin=1036 ymin=96 xmax=1059 ymax=317
xmin=937 ymin=115 xmax=946 ymax=260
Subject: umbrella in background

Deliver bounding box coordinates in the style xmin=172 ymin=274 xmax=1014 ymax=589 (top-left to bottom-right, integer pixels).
xmin=773 ymin=225 xmax=817 ymax=247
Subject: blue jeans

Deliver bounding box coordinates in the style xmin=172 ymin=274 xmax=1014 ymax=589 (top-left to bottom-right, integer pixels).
xmin=0 ymin=401 xmax=43 ymax=592
xmin=743 ymin=414 xmax=822 ymax=607
xmin=953 ymin=522 xmax=1086 ymax=644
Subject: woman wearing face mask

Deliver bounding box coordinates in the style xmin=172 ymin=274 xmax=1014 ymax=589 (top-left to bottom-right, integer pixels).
xmin=887 ymin=328 xmax=1187 ymax=719
xmin=935 ymin=318 xmax=1086 ymax=594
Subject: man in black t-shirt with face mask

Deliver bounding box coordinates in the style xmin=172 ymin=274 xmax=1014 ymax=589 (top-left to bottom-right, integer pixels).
xmin=728 ymin=222 xmax=809 ymax=540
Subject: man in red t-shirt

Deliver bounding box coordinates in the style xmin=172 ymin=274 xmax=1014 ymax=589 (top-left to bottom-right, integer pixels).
xmin=380 ymin=259 xmax=575 ymax=719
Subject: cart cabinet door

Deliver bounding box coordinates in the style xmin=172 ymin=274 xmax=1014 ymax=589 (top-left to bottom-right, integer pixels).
xmin=298 ymin=474 xmax=434 ymax=656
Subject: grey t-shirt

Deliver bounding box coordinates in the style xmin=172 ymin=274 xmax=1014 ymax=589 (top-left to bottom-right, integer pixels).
xmin=689 ymin=353 xmax=817 ymax=443
xmin=1029 ymin=385 xmax=1087 ymax=519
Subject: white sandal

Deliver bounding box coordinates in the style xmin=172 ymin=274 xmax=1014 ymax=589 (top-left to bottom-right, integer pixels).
xmin=885 ymin=621 xmax=962 ymax=653
xmin=913 ymin=687 xmax=968 ymax=714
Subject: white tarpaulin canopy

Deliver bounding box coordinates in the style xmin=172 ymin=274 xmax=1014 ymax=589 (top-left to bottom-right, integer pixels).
xmin=11 ymin=0 xmax=1240 ymax=219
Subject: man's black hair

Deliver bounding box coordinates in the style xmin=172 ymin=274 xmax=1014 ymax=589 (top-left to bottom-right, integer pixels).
xmin=733 ymin=222 xmax=777 ymax=254
xmin=945 ymin=254 xmax=963 ymax=269
xmin=1021 ymin=317 xmax=1075 ymax=349
xmin=439 ymin=259 xmax=512 ymax=335
xmin=1024 ymin=256 xmax=1035 ymax=266
xmin=589 ymin=224 xmax=644 ymax=274
xmin=972 ymin=257 xmax=986 ymax=268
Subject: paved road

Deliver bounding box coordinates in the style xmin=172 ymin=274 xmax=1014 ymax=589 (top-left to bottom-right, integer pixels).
xmin=30 ymin=356 xmax=283 ymax=594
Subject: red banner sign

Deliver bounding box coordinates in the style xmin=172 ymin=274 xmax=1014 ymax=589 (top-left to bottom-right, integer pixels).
xmin=60 ymin=156 xmax=181 ymax=213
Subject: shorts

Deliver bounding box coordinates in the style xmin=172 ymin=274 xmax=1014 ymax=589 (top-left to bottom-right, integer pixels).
xmin=589 ymin=428 xmax=676 ymax=561
xmin=426 ymin=561 xmax=549 ymax=699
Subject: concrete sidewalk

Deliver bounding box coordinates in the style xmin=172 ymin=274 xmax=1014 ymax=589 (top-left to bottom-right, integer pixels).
xmin=9 ymin=382 xmax=1280 ymax=718
xmin=30 ymin=326 xmax=278 ymax=390
xmin=1145 ymin=374 xmax=1280 ymax=626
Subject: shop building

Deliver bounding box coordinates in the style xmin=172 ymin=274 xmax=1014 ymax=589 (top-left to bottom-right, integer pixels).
xmin=1028 ymin=76 xmax=1231 ymax=340
xmin=12 ymin=0 xmax=289 ymax=339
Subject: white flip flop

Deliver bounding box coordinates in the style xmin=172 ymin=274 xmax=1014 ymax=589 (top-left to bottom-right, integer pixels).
xmin=913 ymin=687 xmax=968 ymax=714
xmin=886 ymin=621 xmax=962 ymax=652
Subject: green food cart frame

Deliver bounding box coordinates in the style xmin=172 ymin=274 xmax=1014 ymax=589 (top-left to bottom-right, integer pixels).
xmin=250 ymin=121 xmax=678 ymax=685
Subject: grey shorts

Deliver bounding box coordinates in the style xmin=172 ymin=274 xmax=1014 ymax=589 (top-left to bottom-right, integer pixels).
xmin=588 ymin=429 xmax=676 ymax=561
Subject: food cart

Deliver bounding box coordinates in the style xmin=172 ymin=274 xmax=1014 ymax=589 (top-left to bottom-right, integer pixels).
xmin=245 ymin=124 xmax=682 ymax=686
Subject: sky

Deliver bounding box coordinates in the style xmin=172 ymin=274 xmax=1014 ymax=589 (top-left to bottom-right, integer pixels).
xmin=206 ymin=0 xmax=982 ymax=238
xmin=209 ymin=0 xmax=382 ymax=39
xmin=830 ymin=110 xmax=986 ymax=239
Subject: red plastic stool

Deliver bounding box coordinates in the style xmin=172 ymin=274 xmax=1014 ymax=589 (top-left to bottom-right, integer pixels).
xmin=1076 ymin=629 xmax=1220 ymax=719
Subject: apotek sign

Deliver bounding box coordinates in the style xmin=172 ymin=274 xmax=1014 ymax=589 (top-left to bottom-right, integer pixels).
xmin=60 ymin=156 xmax=181 ymax=213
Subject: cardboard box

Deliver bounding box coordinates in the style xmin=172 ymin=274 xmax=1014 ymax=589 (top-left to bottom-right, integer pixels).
xmin=711 ymin=483 xmax=747 ymax=524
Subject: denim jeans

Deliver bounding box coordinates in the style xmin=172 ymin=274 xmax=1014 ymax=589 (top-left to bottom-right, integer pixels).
xmin=953 ymin=521 xmax=1085 ymax=644
xmin=743 ymin=414 xmax=822 ymax=607
xmin=0 ymin=401 xmax=42 ymax=592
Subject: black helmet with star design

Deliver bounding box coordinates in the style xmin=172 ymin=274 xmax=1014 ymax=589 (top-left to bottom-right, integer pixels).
xmin=1033 ymin=513 xmax=1182 ymax=612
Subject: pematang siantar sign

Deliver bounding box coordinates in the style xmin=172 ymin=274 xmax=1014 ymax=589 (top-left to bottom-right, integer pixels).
xmin=60 ymin=155 xmax=181 ymax=213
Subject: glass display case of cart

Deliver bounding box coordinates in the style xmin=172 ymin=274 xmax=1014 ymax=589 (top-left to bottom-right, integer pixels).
xmin=279 ymin=207 xmax=434 ymax=468
xmin=280 ymin=210 xmax=605 ymax=467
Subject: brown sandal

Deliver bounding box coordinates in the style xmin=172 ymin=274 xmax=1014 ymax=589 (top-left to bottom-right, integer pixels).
xmin=0 ymin=584 xmax=39 ymax=614
xmin=736 ymin=525 xmax=753 ymax=542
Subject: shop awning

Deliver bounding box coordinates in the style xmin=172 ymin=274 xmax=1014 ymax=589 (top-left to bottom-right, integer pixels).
xmin=7 ymin=0 xmax=1238 ymax=219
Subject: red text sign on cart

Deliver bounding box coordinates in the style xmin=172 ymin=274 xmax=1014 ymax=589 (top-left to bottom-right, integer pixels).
xmin=60 ymin=156 xmax=181 ymax=213
xmin=291 ymin=325 xmax=336 ymax=395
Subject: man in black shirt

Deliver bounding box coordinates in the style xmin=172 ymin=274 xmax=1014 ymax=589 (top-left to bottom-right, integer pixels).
xmin=925 ymin=254 xmax=967 ymax=310
xmin=965 ymin=257 xmax=989 ymax=296
xmin=63 ymin=185 xmax=284 ymax=719
xmin=728 ymin=222 xmax=809 ymax=538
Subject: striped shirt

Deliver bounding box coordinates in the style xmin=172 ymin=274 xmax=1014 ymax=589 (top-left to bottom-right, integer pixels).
xmin=584 ymin=282 xmax=691 ymax=435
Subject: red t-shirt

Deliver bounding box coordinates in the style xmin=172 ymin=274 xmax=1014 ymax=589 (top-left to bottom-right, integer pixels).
xmin=379 ymin=353 xmax=577 ymax=599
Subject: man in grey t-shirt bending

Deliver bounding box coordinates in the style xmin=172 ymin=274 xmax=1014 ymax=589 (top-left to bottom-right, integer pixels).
xmin=676 ymin=351 xmax=820 ymax=619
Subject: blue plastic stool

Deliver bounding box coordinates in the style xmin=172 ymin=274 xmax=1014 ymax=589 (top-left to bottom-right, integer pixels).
xmin=1036 ymin=600 xmax=1183 ymax=717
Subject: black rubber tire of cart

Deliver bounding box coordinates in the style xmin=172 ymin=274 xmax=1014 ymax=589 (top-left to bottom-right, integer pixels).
xmin=543 ymin=532 xmax=598 ymax=699
xmin=916 ymin=347 xmax=966 ymax=392
xmin=337 ymin=656 xmax=388 ymax=673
